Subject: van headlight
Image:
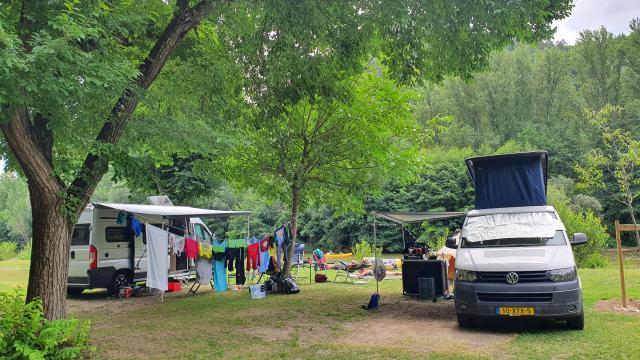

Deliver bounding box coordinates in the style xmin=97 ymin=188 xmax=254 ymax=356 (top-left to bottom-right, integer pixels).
xmin=549 ymin=267 xmax=576 ymax=282
xmin=455 ymin=269 xmax=477 ymax=282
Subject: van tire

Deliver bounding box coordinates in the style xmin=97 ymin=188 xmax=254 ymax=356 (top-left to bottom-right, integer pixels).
xmin=457 ymin=313 xmax=473 ymax=328
xmin=109 ymin=270 xmax=132 ymax=295
xmin=566 ymin=311 xmax=584 ymax=330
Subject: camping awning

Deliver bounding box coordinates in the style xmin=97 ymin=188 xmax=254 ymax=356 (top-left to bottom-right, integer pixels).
xmin=372 ymin=211 xmax=465 ymax=224
xmin=93 ymin=203 xmax=251 ymax=218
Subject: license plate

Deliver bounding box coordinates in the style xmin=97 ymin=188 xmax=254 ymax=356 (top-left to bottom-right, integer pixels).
xmin=496 ymin=307 xmax=535 ymax=316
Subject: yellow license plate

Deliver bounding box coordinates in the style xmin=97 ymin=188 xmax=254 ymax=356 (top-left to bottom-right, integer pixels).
xmin=497 ymin=307 xmax=535 ymax=316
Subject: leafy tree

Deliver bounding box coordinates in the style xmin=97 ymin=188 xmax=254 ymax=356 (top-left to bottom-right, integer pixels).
xmin=225 ymin=72 xmax=420 ymax=273
xmin=0 ymin=173 xmax=31 ymax=246
xmin=0 ymin=0 xmax=225 ymax=319
xmin=576 ymin=106 xmax=640 ymax=249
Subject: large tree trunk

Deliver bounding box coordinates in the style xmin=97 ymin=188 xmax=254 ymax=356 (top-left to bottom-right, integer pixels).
xmin=282 ymin=187 xmax=300 ymax=275
xmin=26 ymin=184 xmax=74 ymax=320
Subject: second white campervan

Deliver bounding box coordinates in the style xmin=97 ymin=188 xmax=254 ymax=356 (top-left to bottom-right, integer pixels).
xmin=67 ymin=203 xmax=215 ymax=295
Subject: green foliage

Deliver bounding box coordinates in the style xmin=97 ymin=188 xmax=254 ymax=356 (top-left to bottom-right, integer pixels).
xmin=547 ymin=183 xmax=609 ymax=268
xmin=0 ymin=290 xmax=93 ymax=359
xmin=351 ymin=239 xmax=381 ymax=261
xmin=17 ymin=242 xmax=31 ymax=261
xmin=0 ymin=242 xmax=17 ymax=261
xmin=0 ymin=173 xmax=31 ymax=246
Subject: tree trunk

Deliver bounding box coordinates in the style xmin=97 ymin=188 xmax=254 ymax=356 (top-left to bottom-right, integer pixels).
xmin=628 ymin=204 xmax=640 ymax=251
xmin=282 ymin=187 xmax=300 ymax=275
xmin=26 ymin=183 xmax=73 ymax=320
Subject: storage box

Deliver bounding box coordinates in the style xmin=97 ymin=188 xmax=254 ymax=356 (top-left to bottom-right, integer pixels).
xmin=249 ymin=284 xmax=266 ymax=299
xmin=167 ymin=282 xmax=182 ymax=293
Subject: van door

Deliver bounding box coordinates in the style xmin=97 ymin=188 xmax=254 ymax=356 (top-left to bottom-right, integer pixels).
xmin=94 ymin=214 xmax=130 ymax=271
xmin=68 ymin=224 xmax=91 ymax=283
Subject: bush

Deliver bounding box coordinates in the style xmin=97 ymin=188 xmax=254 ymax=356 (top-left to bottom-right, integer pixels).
xmin=548 ymin=184 xmax=609 ymax=268
xmin=17 ymin=241 xmax=31 ymax=260
xmin=0 ymin=242 xmax=17 ymax=261
xmin=0 ymin=289 xmax=93 ymax=359
xmin=351 ymin=239 xmax=381 ymax=260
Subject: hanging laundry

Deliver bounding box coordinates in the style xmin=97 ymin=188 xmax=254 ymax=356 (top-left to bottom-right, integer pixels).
xmin=116 ymin=210 xmax=126 ymax=225
xmin=195 ymin=258 xmax=212 ymax=285
xmin=274 ymin=225 xmax=289 ymax=269
xmin=246 ymin=241 xmax=261 ymax=271
xmin=131 ymin=217 xmax=142 ymax=237
xmin=168 ymin=233 xmax=185 ymax=256
xmin=185 ymin=236 xmax=198 ymax=261
xmin=212 ymin=239 xmax=228 ymax=292
xmin=258 ymin=235 xmax=270 ymax=273
xmin=198 ymin=241 xmax=212 ymax=259
xmin=146 ymin=224 xmax=169 ymax=292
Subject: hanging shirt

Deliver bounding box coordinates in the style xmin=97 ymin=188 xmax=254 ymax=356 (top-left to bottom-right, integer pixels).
xmin=274 ymin=225 xmax=288 ymax=268
xmin=185 ymin=237 xmax=198 ymax=260
xmin=258 ymin=236 xmax=270 ymax=273
xmin=169 ymin=233 xmax=185 ymax=256
xmin=131 ymin=218 xmax=142 ymax=237
xmin=146 ymin=224 xmax=169 ymax=292
xmin=196 ymin=258 xmax=212 ymax=285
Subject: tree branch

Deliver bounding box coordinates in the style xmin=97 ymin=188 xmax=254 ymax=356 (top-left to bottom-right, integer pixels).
xmin=67 ymin=1 xmax=223 ymax=216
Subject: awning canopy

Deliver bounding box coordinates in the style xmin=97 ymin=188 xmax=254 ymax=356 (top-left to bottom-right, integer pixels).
xmin=93 ymin=202 xmax=251 ymax=218
xmin=372 ymin=211 xmax=465 ymax=225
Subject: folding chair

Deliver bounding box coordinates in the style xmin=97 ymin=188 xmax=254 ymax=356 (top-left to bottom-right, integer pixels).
xmin=291 ymin=244 xmax=307 ymax=282
xmin=334 ymin=260 xmax=371 ymax=283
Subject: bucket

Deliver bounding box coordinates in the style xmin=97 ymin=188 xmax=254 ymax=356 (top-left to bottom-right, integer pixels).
xmin=249 ymin=284 xmax=266 ymax=299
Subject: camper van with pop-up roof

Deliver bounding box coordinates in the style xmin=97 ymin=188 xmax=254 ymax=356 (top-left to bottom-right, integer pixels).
xmin=447 ymin=152 xmax=587 ymax=330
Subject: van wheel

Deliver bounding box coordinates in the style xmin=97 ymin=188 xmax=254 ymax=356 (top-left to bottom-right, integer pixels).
xmin=457 ymin=313 xmax=473 ymax=328
xmin=109 ymin=270 xmax=131 ymax=295
xmin=566 ymin=311 xmax=584 ymax=330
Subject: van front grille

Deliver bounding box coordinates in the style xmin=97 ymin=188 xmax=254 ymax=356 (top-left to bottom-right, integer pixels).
xmin=477 ymin=292 xmax=553 ymax=302
xmin=476 ymin=271 xmax=549 ymax=283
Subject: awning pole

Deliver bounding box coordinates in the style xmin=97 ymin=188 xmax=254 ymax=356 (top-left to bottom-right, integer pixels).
xmin=374 ymin=215 xmax=379 ymax=296
xmin=401 ymin=224 xmax=406 ymax=249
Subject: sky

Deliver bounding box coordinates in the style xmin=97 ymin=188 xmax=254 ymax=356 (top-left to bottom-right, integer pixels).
xmin=553 ymin=0 xmax=640 ymax=44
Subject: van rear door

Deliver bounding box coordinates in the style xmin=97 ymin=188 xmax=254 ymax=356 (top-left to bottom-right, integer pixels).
xmin=68 ymin=224 xmax=91 ymax=283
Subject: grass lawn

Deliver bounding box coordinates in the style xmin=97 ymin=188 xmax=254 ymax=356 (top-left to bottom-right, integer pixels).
xmin=1 ymin=260 xmax=639 ymax=359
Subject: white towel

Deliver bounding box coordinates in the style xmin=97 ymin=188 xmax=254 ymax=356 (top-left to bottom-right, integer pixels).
xmin=146 ymin=224 xmax=169 ymax=291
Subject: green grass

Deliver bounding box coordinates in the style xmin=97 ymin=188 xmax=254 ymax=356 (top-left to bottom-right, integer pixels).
xmin=0 ymin=259 xmax=29 ymax=293
xmin=1 ymin=260 xmax=639 ymax=359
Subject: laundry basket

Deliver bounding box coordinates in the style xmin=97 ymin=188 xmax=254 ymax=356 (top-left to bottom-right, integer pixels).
xmin=249 ymin=284 xmax=266 ymax=299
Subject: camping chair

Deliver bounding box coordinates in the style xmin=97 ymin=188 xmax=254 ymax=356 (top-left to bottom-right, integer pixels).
xmin=334 ymin=260 xmax=371 ymax=283
xmin=291 ymin=244 xmax=307 ymax=282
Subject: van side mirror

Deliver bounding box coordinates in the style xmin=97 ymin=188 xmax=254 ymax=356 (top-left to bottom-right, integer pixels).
xmin=571 ymin=233 xmax=588 ymax=246
xmin=445 ymin=236 xmax=457 ymax=249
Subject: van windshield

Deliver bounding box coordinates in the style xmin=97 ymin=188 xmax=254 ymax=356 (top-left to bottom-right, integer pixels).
xmin=461 ymin=230 xmax=566 ymax=248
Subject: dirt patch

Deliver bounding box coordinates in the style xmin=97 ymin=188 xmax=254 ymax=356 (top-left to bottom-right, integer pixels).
xmin=594 ymin=299 xmax=640 ymax=316
xmin=337 ymin=295 xmax=513 ymax=356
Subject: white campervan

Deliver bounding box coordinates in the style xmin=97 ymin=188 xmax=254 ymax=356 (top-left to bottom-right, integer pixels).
xmin=448 ymin=152 xmax=587 ymax=329
xmin=67 ymin=203 xmax=220 ymax=295
xmin=449 ymin=206 xmax=587 ymax=329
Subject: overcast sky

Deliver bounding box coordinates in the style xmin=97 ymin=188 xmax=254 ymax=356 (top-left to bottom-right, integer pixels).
xmin=553 ymin=0 xmax=640 ymax=44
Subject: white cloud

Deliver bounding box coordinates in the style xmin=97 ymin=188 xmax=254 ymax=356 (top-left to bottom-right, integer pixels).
xmin=552 ymin=0 xmax=640 ymax=44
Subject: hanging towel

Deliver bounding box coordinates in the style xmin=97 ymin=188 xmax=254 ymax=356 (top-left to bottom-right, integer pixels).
xmin=146 ymin=224 xmax=169 ymax=292
xmin=196 ymin=258 xmax=212 ymax=285
xmin=213 ymin=239 xmax=228 ymax=292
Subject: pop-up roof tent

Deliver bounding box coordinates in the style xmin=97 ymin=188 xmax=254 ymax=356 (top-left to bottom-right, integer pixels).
xmin=465 ymin=151 xmax=549 ymax=209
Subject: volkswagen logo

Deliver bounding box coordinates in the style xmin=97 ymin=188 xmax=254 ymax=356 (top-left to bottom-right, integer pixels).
xmin=505 ymin=272 xmax=519 ymax=284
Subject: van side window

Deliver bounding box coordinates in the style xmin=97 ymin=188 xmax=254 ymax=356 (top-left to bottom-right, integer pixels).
xmin=105 ymin=227 xmax=129 ymax=243
xmin=71 ymin=224 xmax=90 ymax=246
xmin=193 ymin=223 xmax=211 ymax=243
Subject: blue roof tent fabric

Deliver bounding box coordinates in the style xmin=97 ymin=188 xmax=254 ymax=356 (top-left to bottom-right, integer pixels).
xmin=465 ymin=152 xmax=549 ymax=209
